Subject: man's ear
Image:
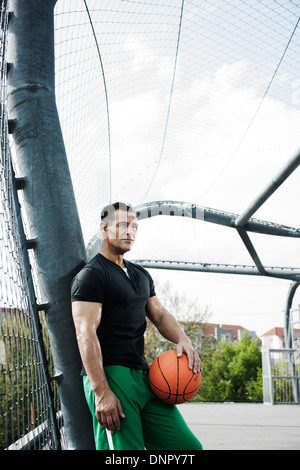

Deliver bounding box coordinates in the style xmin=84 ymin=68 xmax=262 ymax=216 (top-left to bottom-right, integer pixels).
xmin=100 ymin=221 xmax=108 ymax=239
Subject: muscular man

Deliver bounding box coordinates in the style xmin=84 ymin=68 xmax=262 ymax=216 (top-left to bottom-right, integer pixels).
xmin=71 ymin=202 xmax=203 ymax=450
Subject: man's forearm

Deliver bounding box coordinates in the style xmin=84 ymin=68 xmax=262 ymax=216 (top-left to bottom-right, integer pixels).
xmin=77 ymin=330 xmax=110 ymax=396
xmin=77 ymin=330 xmax=125 ymax=431
xmin=152 ymin=308 xmax=202 ymax=373
xmin=155 ymin=310 xmax=190 ymax=346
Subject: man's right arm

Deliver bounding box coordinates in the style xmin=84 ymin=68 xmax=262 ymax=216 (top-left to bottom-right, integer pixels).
xmin=72 ymin=301 xmax=125 ymax=432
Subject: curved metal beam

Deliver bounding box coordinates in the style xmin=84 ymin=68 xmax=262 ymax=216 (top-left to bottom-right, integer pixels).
xmin=134 ymin=200 xmax=300 ymax=238
xmin=133 ymin=259 xmax=300 ymax=282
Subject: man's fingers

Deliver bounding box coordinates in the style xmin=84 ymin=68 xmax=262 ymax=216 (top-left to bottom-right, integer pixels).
xmin=111 ymin=410 xmax=122 ymax=431
xmin=194 ymin=352 xmax=203 ymax=373
xmin=111 ymin=401 xmax=126 ymax=431
xmin=98 ymin=404 xmax=125 ymax=432
xmin=99 ymin=412 xmax=117 ymax=433
xmin=107 ymin=413 xmax=117 ymax=433
xmin=117 ymin=401 xmax=126 ymax=420
xmin=177 ymin=343 xmax=202 ymax=373
xmin=176 ymin=343 xmax=183 ymax=357
xmin=189 ymin=351 xmax=202 ymax=373
xmin=189 ymin=349 xmax=202 ymax=373
xmin=98 ymin=411 xmax=106 ymax=428
xmin=187 ymin=350 xmax=196 ymax=372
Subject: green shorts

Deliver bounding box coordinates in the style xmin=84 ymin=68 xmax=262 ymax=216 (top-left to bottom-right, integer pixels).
xmin=83 ymin=365 xmax=203 ymax=450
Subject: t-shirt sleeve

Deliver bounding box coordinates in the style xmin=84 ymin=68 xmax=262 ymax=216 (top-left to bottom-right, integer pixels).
xmin=71 ymin=267 xmax=105 ymax=303
xmin=147 ymin=271 xmax=156 ymax=298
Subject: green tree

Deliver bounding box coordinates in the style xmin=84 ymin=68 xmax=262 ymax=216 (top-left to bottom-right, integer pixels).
xmin=198 ymin=330 xmax=263 ymax=402
xmin=246 ymin=366 xmax=263 ymax=402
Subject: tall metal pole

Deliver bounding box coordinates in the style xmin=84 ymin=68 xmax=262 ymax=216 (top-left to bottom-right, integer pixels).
xmin=284 ymin=281 xmax=300 ymax=348
xmin=7 ymin=0 xmax=94 ymax=449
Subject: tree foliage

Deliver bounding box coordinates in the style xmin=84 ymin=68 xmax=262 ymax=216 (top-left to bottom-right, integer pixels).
xmin=199 ymin=330 xmax=262 ymax=402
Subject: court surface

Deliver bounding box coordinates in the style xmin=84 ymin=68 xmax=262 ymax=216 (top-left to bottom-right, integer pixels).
xmin=178 ymin=402 xmax=300 ymax=450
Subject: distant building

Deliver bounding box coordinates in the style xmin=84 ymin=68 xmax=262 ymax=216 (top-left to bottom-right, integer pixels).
xmin=260 ymin=327 xmax=300 ymax=350
xmin=202 ymin=323 xmax=258 ymax=343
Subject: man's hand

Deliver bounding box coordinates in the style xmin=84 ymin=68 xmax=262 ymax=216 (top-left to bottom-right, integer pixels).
xmin=95 ymin=388 xmax=125 ymax=433
xmin=176 ymin=341 xmax=203 ymax=374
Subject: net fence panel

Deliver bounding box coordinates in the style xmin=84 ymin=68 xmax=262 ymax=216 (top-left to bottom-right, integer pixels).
xmin=54 ymin=0 xmax=300 ymax=248
xmin=53 ymin=2 xmax=300 ymax=336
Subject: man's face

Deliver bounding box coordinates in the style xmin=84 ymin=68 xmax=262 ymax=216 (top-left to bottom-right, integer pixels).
xmin=101 ymin=209 xmax=138 ymax=254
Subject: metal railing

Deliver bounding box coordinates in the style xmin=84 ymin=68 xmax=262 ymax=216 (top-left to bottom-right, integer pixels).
xmin=263 ymin=348 xmax=300 ymax=405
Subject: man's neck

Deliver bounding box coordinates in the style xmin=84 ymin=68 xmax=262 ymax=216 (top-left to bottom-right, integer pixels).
xmin=100 ymin=247 xmax=125 ymax=268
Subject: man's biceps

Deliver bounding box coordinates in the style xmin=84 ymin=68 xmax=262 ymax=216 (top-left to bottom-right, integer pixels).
xmin=145 ymin=296 xmax=156 ymax=315
xmin=146 ymin=296 xmax=164 ymax=322
xmin=72 ymin=301 xmax=102 ymax=324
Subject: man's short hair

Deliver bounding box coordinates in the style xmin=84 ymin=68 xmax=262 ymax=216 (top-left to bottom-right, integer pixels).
xmin=101 ymin=202 xmax=136 ymax=223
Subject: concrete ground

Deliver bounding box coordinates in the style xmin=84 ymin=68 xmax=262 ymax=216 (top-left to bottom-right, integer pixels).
xmin=178 ymin=402 xmax=300 ymax=450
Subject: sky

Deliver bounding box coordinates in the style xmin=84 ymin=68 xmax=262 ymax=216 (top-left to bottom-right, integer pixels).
xmin=53 ymin=0 xmax=300 ymax=338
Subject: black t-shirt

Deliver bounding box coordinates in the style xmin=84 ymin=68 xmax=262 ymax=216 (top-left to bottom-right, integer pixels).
xmin=71 ymin=253 xmax=156 ymax=372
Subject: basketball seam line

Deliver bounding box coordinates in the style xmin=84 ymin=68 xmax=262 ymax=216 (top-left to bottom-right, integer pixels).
xmin=157 ymin=357 xmax=172 ymax=399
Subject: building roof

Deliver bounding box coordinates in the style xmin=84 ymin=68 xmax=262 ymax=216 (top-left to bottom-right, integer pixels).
xmin=203 ymin=323 xmax=246 ymax=339
xmin=261 ymin=327 xmax=300 ymax=338
xmin=261 ymin=327 xmax=285 ymax=338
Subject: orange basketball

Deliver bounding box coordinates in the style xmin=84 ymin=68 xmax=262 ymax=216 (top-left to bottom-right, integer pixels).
xmin=149 ymin=350 xmax=201 ymax=405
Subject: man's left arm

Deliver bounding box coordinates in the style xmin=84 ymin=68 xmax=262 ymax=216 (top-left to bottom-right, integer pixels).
xmin=146 ymin=295 xmax=202 ymax=373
